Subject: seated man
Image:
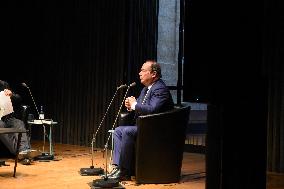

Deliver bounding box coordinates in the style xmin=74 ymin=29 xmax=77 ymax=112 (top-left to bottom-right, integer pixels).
xmin=0 ymin=80 xmax=38 ymax=165
xmin=104 ymin=60 xmax=174 ymax=181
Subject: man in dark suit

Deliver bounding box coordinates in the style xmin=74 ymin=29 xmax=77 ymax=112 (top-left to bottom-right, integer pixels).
xmin=105 ymin=60 xmax=174 ymax=181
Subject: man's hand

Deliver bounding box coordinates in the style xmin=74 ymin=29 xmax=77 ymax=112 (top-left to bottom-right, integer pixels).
xmin=125 ymin=96 xmax=136 ymax=111
xmin=3 ymin=89 xmax=12 ymax=97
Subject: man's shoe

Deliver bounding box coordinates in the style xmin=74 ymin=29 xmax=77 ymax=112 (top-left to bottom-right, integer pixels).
xmin=101 ymin=167 xmax=119 ymax=179
xmin=107 ymin=166 xmax=119 ymax=176
xmin=20 ymin=158 xmax=32 ymax=165
xmin=18 ymin=149 xmax=41 ymax=160
xmin=107 ymin=168 xmax=131 ymax=181
xmin=18 ymin=150 xmax=29 ymax=160
xmin=29 ymin=149 xmax=41 ymax=159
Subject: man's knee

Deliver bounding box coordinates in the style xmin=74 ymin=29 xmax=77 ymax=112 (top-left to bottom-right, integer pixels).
xmin=11 ymin=119 xmax=25 ymax=129
xmin=123 ymin=127 xmax=137 ymax=137
xmin=0 ymin=120 xmax=6 ymax=128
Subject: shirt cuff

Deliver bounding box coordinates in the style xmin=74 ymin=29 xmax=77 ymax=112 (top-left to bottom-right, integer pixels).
xmin=131 ymin=102 xmax=137 ymax=110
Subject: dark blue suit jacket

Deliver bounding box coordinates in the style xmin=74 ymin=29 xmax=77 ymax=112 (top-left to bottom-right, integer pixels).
xmin=135 ymin=79 xmax=174 ymax=116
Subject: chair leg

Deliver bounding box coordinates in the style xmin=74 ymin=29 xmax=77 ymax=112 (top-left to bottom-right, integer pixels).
xmin=14 ymin=133 xmax=22 ymax=177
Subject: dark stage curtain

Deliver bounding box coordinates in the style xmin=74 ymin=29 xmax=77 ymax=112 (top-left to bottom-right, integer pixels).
xmin=265 ymin=0 xmax=284 ymax=173
xmin=26 ymin=1 xmax=128 ymax=148
xmin=124 ymin=0 xmax=159 ymax=97
xmin=0 ymin=0 xmax=158 ymax=148
xmin=267 ymin=53 xmax=284 ymax=173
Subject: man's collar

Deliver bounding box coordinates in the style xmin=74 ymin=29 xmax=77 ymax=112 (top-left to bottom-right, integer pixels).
xmin=147 ymin=78 xmax=160 ymax=89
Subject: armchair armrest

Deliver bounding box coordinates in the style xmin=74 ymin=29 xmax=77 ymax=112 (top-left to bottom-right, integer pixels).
xmin=118 ymin=111 xmax=135 ymax=126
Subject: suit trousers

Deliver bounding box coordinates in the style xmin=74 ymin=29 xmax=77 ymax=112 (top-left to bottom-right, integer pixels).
xmin=113 ymin=125 xmax=137 ymax=174
xmin=0 ymin=117 xmax=30 ymax=154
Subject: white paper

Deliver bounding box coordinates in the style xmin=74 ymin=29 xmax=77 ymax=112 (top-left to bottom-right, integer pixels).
xmin=0 ymin=91 xmax=14 ymax=119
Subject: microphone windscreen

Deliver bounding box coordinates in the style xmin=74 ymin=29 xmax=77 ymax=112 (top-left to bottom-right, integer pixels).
xmin=21 ymin=83 xmax=28 ymax=88
xmin=130 ymin=82 xmax=136 ymax=87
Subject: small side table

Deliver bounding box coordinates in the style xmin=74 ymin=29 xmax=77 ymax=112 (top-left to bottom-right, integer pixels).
xmin=0 ymin=128 xmax=26 ymax=177
xmin=27 ymin=119 xmax=58 ymax=157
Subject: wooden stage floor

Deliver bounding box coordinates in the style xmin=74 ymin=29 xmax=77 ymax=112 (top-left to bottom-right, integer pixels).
xmin=1 ymin=141 xmax=283 ymax=189
xmin=0 ymin=141 xmax=205 ymax=189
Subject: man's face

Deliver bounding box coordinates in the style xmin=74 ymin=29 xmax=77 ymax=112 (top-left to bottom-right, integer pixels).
xmin=139 ymin=62 xmax=156 ymax=86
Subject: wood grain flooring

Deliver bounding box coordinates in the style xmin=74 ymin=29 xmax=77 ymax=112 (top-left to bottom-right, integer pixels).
xmin=1 ymin=141 xmax=283 ymax=189
xmin=0 ymin=141 xmax=205 ymax=189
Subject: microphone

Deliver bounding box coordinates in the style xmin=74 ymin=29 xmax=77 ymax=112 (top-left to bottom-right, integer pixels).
xmin=129 ymin=82 xmax=136 ymax=87
xmin=21 ymin=82 xmax=29 ymax=89
xmin=21 ymin=82 xmax=40 ymax=117
xmin=80 ymin=83 xmax=126 ymax=176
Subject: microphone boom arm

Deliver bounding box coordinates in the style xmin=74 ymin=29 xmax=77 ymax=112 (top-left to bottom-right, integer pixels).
xmin=22 ymin=83 xmax=40 ymax=117
xmin=90 ymin=84 xmax=127 ymax=168
xmin=92 ymin=88 xmax=119 ymax=143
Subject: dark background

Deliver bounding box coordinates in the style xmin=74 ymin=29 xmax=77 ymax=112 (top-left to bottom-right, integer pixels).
xmin=183 ymin=0 xmax=269 ymax=188
xmin=1 ymin=0 xmax=158 ymax=147
xmin=1 ymin=0 xmax=283 ymax=188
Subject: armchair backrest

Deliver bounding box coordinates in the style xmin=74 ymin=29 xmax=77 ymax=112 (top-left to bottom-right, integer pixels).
xmin=135 ymin=102 xmax=191 ymax=184
xmin=19 ymin=105 xmax=29 ymax=122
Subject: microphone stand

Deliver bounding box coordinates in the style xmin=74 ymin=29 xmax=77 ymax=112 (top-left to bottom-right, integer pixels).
xmin=92 ymin=82 xmax=135 ymax=188
xmin=22 ymin=83 xmax=54 ymax=160
xmin=80 ymin=84 xmax=127 ymax=176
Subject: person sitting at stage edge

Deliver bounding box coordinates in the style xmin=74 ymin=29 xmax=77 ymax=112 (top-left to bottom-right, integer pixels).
xmin=0 ymin=80 xmax=39 ymax=165
xmin=102 ymin=60 xmax=174 ymax=181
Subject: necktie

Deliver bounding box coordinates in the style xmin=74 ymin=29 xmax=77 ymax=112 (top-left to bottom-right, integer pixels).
xmin=141 ymin=88 xmax=149 ymax=105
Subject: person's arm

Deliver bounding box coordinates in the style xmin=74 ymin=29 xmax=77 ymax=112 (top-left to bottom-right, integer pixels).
xmin=10 ymin=93 xmax=22 ymax=107
xmin=2 ymin=88 xmax=22 ymax=107
xmin=135 ymin=86 xmax=172 ymax=115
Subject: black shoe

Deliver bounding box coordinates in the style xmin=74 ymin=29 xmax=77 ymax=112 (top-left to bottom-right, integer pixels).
xmin=107 ymin=168 xmax=131 ymax=181
xmin=19 ymin=149 xmax=41 ymax=160
xmin=20 ymin=158 xmax=32 ymax=165
xmin=101 ymin=165 xmax=119 ymax=178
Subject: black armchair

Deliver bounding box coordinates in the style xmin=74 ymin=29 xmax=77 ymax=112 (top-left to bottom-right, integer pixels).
xmin=134 ymin=102 xmax=191 ymax=184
